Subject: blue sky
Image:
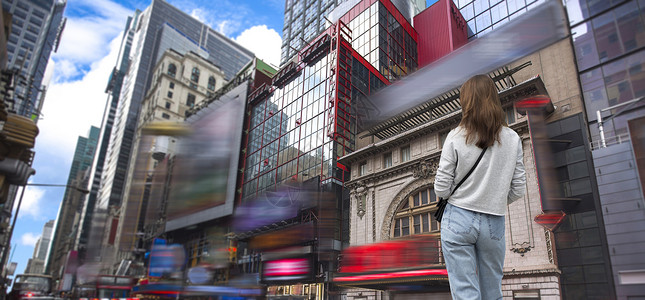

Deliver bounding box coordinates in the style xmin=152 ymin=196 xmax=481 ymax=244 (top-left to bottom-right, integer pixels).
xmin=9 ymin=0 xmax=439 ymax=280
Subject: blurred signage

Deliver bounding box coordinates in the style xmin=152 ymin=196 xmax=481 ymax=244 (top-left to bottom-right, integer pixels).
xmin=338 ymin=235 xmax=441 ymax=274
xmin=187 ymin=266 xmax=212 ymax=285
xmin=517 ymin=96 xmax=569 ymax=231
xmin=262 ymin=257 xmax=313 ymax=283
xmin=534 ymin=211 xmax=567 ymax=232
xmin=334 ymin=235 xmax=447 ymax=284
xmin=261 ymin=246 xmax=314 ymax=283
xmin=233 ymin=182 xmax=317 ymax=233
xmin=6 ymin=262 xmax=16 ymax=276
xmin=148 ymin=242 xmax=185 ymax=278
xmin=249 ymin=222 xmax=314 ymax=250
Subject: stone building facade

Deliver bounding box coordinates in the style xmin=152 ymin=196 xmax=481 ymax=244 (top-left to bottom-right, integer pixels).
xmin=338 ymin=38 xmax=585 ymax=299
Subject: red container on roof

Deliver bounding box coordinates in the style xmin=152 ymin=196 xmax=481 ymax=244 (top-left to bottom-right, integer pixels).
xmin=414 ymin=0 xmax=468 ymax=68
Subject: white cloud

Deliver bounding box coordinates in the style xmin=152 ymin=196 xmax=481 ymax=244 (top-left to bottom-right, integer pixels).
xmin=53 ymin=0 xmax=130 ymax=80
xmin=15 ymin=186 xmax=46 ymax=219
xmin=217 ymin=20 xmax=233 ymax=36
xmin=20 ymin=233 xmax=40 ymax=247
xmin=36 ymin=34 xmax=122 ymax=163
xmin=49 ymin=59 xmax=79 ymax=82
xmin=234 ymin=25 xmax=282 ymax=67
xmin=191 ymin=8 xmax=213 ymax=28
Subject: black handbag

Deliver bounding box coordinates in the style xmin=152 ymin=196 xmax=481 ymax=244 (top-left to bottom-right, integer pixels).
xmin=434 ymin=147 xmax=488 ymax=222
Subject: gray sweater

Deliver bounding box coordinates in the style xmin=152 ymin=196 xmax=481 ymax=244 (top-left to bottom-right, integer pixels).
xmin=434 ymin=126 xmax=526 ymax=216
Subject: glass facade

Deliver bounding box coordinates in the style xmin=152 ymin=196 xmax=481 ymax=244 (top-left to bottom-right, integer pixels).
xmin=348 ymin=1 xmax=418 ymax=80
xmin=243 ymin=1 xmax=417 ymax=201
xmin=549 ymin=120 xmax=614 ymax=299
xmin=455 ymin=0 xmax=546 ymax=38
xmin=282 ymin=0 xmax=340 ymax=65
xmin=565 ymin=1 xmax=645 ymax=299
xmin=281 ymin=0 xmax=424 ymax=66
xmin=568 ymin=0 xmax=645 ymax=141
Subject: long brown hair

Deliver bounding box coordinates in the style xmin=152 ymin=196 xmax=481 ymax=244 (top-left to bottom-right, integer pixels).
xmin=459 ymin=74 xmax=507 ymax=148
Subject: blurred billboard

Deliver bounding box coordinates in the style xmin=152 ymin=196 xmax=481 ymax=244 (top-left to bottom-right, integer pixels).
xmin=358 ymin=0 xmax=568 ymax=131
xmin=165 ymin=83 xmax=248 ymax=231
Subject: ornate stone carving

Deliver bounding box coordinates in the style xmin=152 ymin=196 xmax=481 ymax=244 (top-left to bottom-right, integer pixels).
xmin=511 ymin=242 xmax=533 ymax=256
xmin=354 ymin=181 xmax=368 ymax=218
xmin=412 ymin=159 xmax=439 ymax=179
xmin=545 ymin=229 xmax=555 ymax=264
xmin=372 ymin=189 xmax=376 ymax=242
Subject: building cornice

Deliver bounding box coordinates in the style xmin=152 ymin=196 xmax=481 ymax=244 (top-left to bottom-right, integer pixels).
xmin=344 ymin=119 xmax=528 ymax=189
xmin=503 ymin=267 xmax=561 ymax=278
xmin=341 ymin=75 xmax=544 ymax=167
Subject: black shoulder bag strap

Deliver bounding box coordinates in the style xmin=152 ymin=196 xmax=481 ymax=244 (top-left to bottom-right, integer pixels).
xmin=434 ymin=147 xmax=488 ymax=222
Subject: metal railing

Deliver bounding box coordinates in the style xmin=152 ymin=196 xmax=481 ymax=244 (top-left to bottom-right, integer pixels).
xmin=590 ymin=133 xmax=631 ymax=151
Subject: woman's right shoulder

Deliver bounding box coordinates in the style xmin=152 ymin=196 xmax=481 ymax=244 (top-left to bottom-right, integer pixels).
xmin=500 ymin=126 xmax=521 ymax=144
xmin=501 ymin=126 xmax=519 ymax=137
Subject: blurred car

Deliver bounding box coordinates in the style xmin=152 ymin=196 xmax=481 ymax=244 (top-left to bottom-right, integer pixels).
xmin=7 ymin=274 xmax=54 ymax=300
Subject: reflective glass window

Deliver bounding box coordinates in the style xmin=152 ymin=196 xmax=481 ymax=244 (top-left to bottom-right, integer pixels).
xmin=383 ymin=152 xmax=392 ymax=168
xmin=616 ymin=1 xmax=645 ymax=53
xmin=475 ymin=11 xmax=492 ymax=32
xmin=207 ymin=76 xmax=216 ymax=90
xmin=462 ymin=3 xmax=475 ymax=21
xmin=592 ymin=10 xmax=620 ymax=63
xmin=400 ymin=145 xmax=410 ymax=162
xmin=491 ymin=1 xmax=509 ymax=24
xmin=565 ymin=0 xmax=589 ymax=25
xmin=587 ymin=0 xmax=613 ymax=16
xmin=191 ymin=67 xmax=200 ymax=83
xmin=572 ymin=22 xmax=599 ymax=71
xmin=581 ymin=68 xmax=608 ymax=121
xmin=473 ymin=0 xmax=489 ymax=15
xmin=168 ymin=63 xmax=176 ymax=77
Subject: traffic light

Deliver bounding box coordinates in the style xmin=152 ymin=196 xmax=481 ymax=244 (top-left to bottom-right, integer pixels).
xmin=227 ymin=247 xmax=237 ymax=263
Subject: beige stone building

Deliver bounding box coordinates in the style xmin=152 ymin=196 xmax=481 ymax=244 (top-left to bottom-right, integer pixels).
xmin=338 ymin=38 xmax=584 ymax=299
xmin=139 ymin=50 xmax=226 ymax=124
xmin=105 ymin=50 xmax=227 ymax=271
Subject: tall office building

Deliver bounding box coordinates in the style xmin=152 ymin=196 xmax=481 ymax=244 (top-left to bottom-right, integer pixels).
xmin=109 ymin=49 xmax=227 ymax=267
xmin=1 ymin=0 xmax=66 ymax=120
xmin=280 ymin=0 xmax=425 ymax=66
xmin=564 ymin=0 xmax=645 ymax=298
xmin=75 ymin=16 xmax=135 ymax=255
xmin=79 ymin=0 xmax=253 ymax=265
xmin=45 ymin=127 xmax=98 ymax=280
xmin=24 ymin=220 xmax=54 ymax=274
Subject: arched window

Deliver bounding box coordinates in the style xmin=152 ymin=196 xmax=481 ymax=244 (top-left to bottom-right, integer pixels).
xmin=208 ymin=76 xmax=216 ymax=91
xmin=191 ymin=67 xmax=200 ymax=83
xmin=392 ymin=187 xmax=439 ymax=238
xmin=168 ymin=63 xmax=176 ymax=77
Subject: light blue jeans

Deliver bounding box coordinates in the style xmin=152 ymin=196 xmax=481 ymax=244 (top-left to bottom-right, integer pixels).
xmin=441 ymin=203 xmax=505 ymax=300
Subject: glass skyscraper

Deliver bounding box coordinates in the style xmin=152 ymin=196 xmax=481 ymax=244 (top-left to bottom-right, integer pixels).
xmin=280 ymin=0 xmax=425 ymax=66
xmin=241 ymin=2 xmax=418 ymax=265
xmin=46 ymin=127 xmax=98 ymax=279
xmin=565 ymin=0 xmax=645 ymax=299
xmin=1 ymin=0 xmax=66 ymax=120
